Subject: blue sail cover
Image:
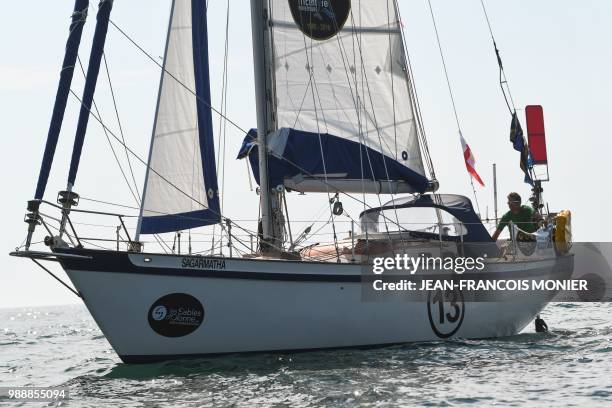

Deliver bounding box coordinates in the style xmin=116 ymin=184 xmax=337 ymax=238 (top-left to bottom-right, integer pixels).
xmin=138 ymin=0 xmax=220 ymax=234
xmin=67 ymin=0 xmax=113 ymax=188
xmin=34 ymin=0 xmax=89 ymax=199
xmin=237 ymin=128 xmax=430 ymax=194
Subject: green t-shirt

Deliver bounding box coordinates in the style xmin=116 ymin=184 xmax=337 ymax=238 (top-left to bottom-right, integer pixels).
xmin=497 ymin=205 xmax=537 ymax=233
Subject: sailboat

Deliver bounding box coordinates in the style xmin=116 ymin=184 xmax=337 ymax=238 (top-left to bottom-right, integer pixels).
xmin=11 ymin=0 xmax=574 ymax=363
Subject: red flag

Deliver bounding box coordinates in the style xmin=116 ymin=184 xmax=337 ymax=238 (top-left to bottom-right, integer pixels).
xmin=459 ymin=132 xmax=485 ymax=187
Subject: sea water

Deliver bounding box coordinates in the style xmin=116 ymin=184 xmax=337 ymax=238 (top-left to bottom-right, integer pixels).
xmin=1 ymin=303 xmax=611 ymax=407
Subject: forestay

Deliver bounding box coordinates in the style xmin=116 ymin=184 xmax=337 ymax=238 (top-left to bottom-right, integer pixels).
xmin=138 ymin=0 xmax=220 ymax=235
xmin=268 ymin=0 xmax=428 ymax=192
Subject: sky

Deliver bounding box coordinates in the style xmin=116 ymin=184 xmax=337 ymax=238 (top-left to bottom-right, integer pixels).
xmin=1 ymin=0 xmax=611 ymax=308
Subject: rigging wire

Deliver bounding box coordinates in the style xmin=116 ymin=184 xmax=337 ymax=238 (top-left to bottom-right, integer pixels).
xmin=303 ymin=2 xmax=407 ymax=259
xmin=111 ymin=10 xmax=395 ymax=235
xmin=300 ymin=25 xmax=341 ymax=261
xmin=347 ymin=7 xmax=404 ymax=252
xmin=102 ymin=52 xmax=141 ymax=200
xmin=108 ymin=19 xmax=249 ymax=136
xmin=67 ymin=89 xmax=213 ymax=213
xmin=320 ymin=8 xmax=397 ymax=249
xmin=395 ymin=1 xmax=436 ymax=181
xmin=282 ymin=5 xmax=394 ymax=249
xmin=65 ymin=11 xmax=439 ymax=257
xmin=61 ymin=90 xmax=281 ymax=255
xmin=479 ymin=0 xmax=516 ymax=116
xmin=479 ymin=0 xmax=538 ymax=186
xmin=426 ymin=1 xmax=461 ymax=133
xmin=81 ymin=49 xmax=170 ymax=252
xmin=75 ymin=56 xmax=141 ymax=205
xmin=44 ymin=84 xmax=357 ymax=259
xmin=426 ymin=0 xmax=482 ymax=216
xmin=212 ymin=0 xmax=231 ymax=254
xmin=68 ymin=85 xmax=413 ymax=253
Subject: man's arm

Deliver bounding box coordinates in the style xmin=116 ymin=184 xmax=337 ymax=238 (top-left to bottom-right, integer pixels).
xmin=492 ymin=213 xmax=510 ymax=241
xmin=523 ymin=205 xmax=542 ymax=231
xmin=492 ymin=228 xmax=502 ymax=241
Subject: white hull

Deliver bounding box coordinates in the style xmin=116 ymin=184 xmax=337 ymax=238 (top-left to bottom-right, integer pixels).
xmin=58 ymin=249 xmax=573 ymax=363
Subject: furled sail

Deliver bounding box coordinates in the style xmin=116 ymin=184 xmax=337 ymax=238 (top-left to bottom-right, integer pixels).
xmin=67 ymin=0 xmax=113 ymax=190
xmin=258 ymin=0 xmax=429 ymax=193
xmin=137 ymin=0 xmax=219 ymax=235
xmin=35 ymin=0 xmax=89 ymax=200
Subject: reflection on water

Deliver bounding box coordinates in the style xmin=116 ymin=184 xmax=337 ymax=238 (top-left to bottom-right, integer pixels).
xmin=1 ymin=303 xmax=611 ymax=407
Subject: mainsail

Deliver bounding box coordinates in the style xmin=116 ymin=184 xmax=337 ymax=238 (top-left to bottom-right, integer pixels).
xmin=137 ymin=0 xmax=220 ymax=235
xmin=244 ymin=0 xmax=429 ymax=193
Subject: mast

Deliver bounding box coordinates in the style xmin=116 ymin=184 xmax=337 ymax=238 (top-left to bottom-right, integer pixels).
xmin=250 ymin=0 xmax=282 ymax=252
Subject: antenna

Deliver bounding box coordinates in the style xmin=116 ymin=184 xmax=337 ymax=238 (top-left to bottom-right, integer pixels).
xmin=493 ymin=163 xmax=498 ymax=224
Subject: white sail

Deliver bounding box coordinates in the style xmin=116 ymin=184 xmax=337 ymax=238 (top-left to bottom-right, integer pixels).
xmin=269 ymin=0 xmax=426 ymax=181
xmin=138 ymin=0 xmax=219 ymax=235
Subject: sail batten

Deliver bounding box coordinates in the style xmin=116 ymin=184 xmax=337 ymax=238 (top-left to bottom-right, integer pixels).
xmin=138 ymin=0 xmax=219 ymax=235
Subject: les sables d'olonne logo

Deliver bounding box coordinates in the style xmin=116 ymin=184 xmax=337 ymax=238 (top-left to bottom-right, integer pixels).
xmin=148 ymin=293 xmax=204 ymax=337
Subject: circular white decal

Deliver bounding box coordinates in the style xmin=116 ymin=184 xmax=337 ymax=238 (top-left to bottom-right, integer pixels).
xmin=151 ymin=305 xmax=167 ymax=321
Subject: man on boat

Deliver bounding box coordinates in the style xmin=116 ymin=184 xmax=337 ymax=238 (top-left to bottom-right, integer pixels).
xmin=491 ymin=192 xmax=539 ymax=241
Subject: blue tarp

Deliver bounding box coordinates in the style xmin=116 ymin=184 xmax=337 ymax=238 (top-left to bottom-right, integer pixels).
xmin=237 ymin=128 xmax=429 ymax=193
